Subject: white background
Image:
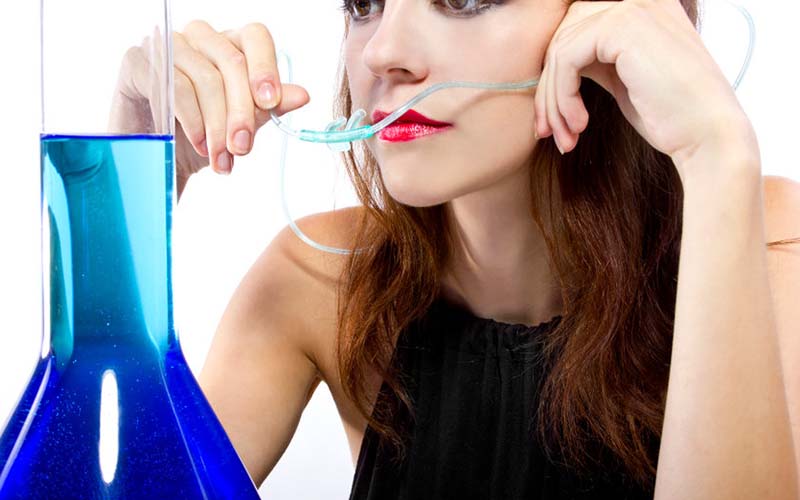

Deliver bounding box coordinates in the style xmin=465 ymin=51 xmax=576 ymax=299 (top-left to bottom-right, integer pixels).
xmin=0 ymin=1 xmax=797 ymax=499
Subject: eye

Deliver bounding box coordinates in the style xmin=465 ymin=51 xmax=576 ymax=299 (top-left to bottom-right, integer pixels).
xmin=340 ymin=0 xmax=503 ymax=23
xmin=435 ymin=0 xmax=503 ymax=18
xmin=339 ymin=0 xmax=383 ymax=22
xmin=443 ymin=0 xmax=469 ymax=9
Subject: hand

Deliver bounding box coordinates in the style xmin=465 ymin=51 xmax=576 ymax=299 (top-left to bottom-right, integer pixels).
xmin=533 ymin=0 xmax=752 ymax=175
xmin=109 ymin=21 xmax=311 ymax=198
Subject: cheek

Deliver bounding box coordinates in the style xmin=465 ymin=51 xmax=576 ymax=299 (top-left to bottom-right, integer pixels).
xmin=343 ymin=35 xmax=372 ymax=106
xmin=343 ymin=47 xmax=361 ymax=104
xmin=482 ymin=10 xmax=559 ymax=77
xmin=453 ymin=109 xmax=539 ymax=186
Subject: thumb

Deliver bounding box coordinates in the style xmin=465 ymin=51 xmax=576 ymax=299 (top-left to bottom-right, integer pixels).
xmin=255 ymin=83 xmax=310 ymax=127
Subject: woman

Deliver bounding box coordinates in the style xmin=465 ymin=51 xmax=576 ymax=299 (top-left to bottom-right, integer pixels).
xmin=113 ymin=0 xmax=800 ymax=498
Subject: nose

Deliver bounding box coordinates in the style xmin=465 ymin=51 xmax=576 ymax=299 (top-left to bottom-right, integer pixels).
xmin=361 ymin=0 xmax=429 ymax=83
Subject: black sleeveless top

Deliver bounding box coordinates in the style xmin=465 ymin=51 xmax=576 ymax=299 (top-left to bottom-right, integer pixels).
xmin=348 ymin=296 xmax=656 ymax=500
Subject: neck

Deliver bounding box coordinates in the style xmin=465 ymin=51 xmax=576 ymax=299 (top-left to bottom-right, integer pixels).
xmin=440 ymin=165 xmax=562 ymax=327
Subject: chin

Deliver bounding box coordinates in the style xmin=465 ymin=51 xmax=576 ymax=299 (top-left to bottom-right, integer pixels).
xmin=385 ymin=185 xmax=450 ymax=208
xmin=381 ymin=173 xmax=453 ymax=208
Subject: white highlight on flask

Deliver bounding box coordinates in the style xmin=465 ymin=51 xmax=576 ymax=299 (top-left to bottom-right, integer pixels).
xmin=99 ymin=369 xmax=120 ymax=485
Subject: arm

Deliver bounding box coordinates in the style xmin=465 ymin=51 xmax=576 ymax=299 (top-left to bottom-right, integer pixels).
xmin=197 ymin=224 xmax=323 ymax=487
xmin=653 ymin=136 xmax=799 ymax=499
xmin=763 ymin=175 xmax=800 ymax=486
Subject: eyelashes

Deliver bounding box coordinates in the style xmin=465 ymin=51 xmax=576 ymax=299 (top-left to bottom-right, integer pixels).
xmin=338 ymin=0 xmax=377 ymax=19
xmin=339 ymin=0 xmax=506 ymax=23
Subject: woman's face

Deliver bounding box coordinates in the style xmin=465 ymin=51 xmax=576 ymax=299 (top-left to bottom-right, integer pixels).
xmin=344 ymin=0 xmax=568 ymax=207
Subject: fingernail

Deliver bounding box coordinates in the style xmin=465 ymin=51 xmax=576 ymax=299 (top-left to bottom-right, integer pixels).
xmin=556 ymin=138 xmax=564 ymax=155
xmin=257 ymin=81 xmax=276 ymax=107
xmin=198 ymin=138 xmax=208 ymax=156
xmin=233 ymin=130 xmax=251 ymax=153
xmin=217 ymin=152 xmax=231 ymax=173
xmin=534 ymin=127 xmax=539 ymax=140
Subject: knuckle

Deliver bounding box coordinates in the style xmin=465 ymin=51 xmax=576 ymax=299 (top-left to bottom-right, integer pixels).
xmin=189 ymin=133 xmax=207 ymax=149
xmin=241 ymin=22 xmax=272 ymax=43
xmin=228 ymin=117 xmax=253 ymax=133
xmin=207 ymin=127 xmax=228 ymax=147
xmin=174 ymin=72 xmax=193 ymax=94
xmin=209 ymin=33 xmax=247 ymax=71
xmin=228 ymin=102 xmax=253 ymax=119
xmin=196 ymin=64 xmax=223 ymax=89
xmin=121 ymin=45 xmax=145 ymax=68
xmin=547 ymin=46 xmax=557 ymax=65
xmin=253 ymin=63 xmax=277 ymax=81
xmin=175 ymin=93 xmax=199 ymax=122
xmin=628 ymin=0 xmax=649 ymax=13
xmin=554 ymin=26 xmax=569 ymax=43
xmin=189 ymin=130 xmax=206 ymax=148
xmin=175 ymin=113 xmax=205 ymax=146
xmin=227 ymin=49 xmax=246 ymax=68
xmin=555 ymin=22 xmax=579 ymax=44
xmin=620 ymin=2 xmax=645 ymax=23
xmin=228 ymin=109 xmax=254 ymax=130
xmin=183 ymin=19 xmax=212 ymax=35
xmin=207 ymin=137 xmax=228 ymax=154
xmin=172 ymin=31 xmax=190 ymax=51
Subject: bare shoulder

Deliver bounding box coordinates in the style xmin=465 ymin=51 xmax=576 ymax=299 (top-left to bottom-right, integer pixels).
xmin=263 ymin=206 xmax=368 ymax=382
xmin=197 ymin=206 xmax=367 ymax=484
xmin=268 ymin=206 xmax=386 ymax=464
xmin=272 ymin=206 xmax=365 ymax=288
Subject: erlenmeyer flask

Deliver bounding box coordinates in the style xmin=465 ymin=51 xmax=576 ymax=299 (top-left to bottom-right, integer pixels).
xmin=0 ymin=0 xmax=261 ymax=498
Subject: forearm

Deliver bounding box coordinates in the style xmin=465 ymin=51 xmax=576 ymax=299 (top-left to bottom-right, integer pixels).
xmin=654 ymin=147 xmax=798 ymax=499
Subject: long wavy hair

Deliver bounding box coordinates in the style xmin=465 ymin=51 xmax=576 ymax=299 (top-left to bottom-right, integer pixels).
xmin=330 ymin=0 xmax=797 ymax=491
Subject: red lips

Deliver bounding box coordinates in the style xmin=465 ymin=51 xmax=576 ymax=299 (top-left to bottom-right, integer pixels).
xmin=371 ymin=109 xmax=452 ymax=127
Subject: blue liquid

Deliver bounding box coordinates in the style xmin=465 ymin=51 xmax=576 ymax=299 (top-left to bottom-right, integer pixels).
xmin=0 ymin=135 xmax=260 ymax=499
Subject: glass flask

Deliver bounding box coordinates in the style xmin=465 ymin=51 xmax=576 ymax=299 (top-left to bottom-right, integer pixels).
xmin=0 ymin=0 xmax=261 ymax=498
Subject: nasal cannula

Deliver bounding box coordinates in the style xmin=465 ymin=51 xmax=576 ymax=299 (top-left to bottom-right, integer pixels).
xmin=269 ymin=0 xmax=755 ymax=256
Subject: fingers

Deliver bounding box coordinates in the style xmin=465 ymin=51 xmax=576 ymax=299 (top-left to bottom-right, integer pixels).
xmin=174 ymin=68 xmax=207 ymax=157
xmin=146 ymin=26 xmax=169 ymax=134
xmin=267 ymin=82 xmax=311 ymax=110
xmin=536 ymin=33 xmax=582 ymax=155
xmin=546 ymin=50 xmax=574 ymax=154
xmin=224 ymin=23 xmax=282 ymax=111
xmin=547 ymin=42 xmax=577 ymax=154
xmin=534 ymin=58 xmax=554 ymax=142
xmin=183 ymin=20 xmax=255 ymax=162
xmin=553 ymin=28 xmax=592 ymax=140
xmin=223 ymin=27 xmax=311 ymax=133
xmin=174 ymin=29 xmax=232 ymax=174
xmin=168 ymin=19 xmax=310 ymax=178
xmin=535 ymin=3 xmax=616 ymax=154
xmin=535 ymin=48 xmax=577 ymax=155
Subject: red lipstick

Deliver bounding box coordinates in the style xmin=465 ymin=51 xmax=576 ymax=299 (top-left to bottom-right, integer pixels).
xmin=372 ymin=109 xmax=453 ymax=143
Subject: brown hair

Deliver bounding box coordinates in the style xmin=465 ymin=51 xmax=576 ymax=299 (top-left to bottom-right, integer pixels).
xmin=331 ymin=0 xmax=798 ymax=491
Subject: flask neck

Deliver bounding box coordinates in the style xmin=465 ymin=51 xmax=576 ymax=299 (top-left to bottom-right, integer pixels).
xmin=42 ymin=135 xmax=176 ymax=362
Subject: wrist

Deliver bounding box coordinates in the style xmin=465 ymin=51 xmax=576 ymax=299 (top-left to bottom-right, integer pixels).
xmin=672 ymin=116 xmax=761 ymax=189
